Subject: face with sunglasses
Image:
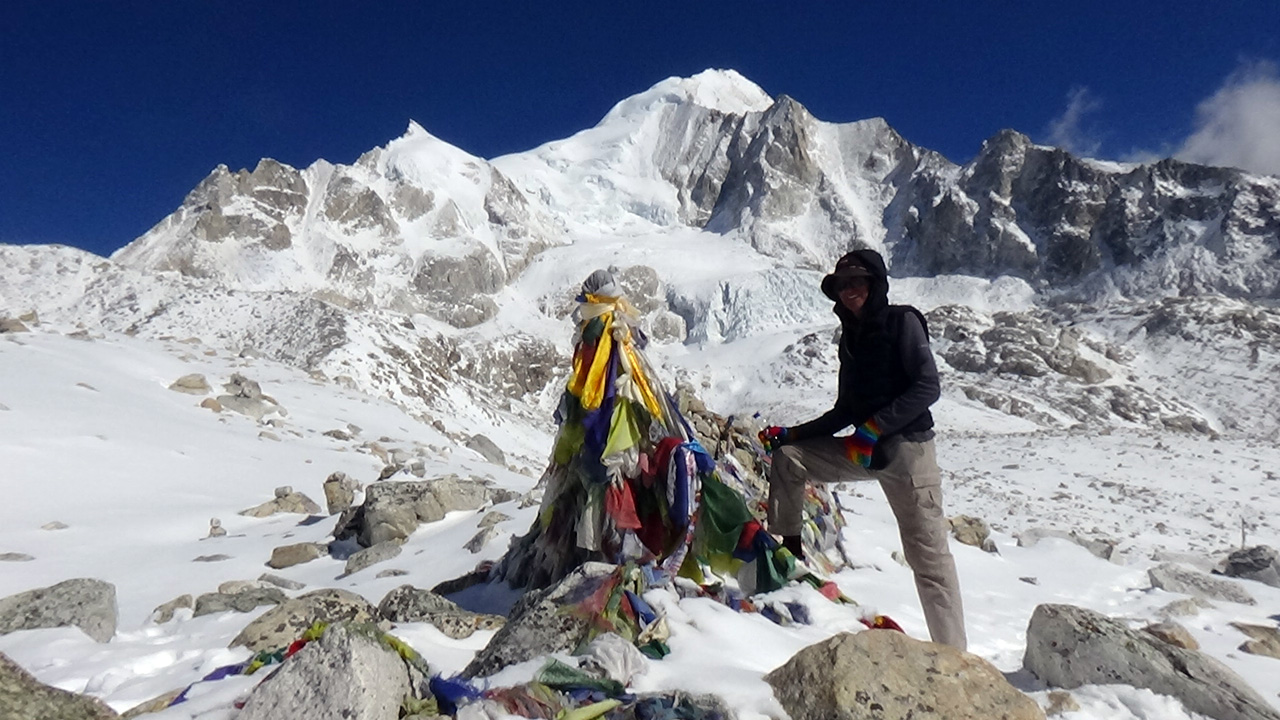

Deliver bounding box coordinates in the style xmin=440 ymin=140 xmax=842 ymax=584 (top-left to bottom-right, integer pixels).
xmin=834 ymin=275 xmax=871 ymax=316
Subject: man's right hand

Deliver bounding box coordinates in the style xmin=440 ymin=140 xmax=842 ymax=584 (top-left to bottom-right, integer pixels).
xmin=758 ymin=426 xmax=789 ymax=453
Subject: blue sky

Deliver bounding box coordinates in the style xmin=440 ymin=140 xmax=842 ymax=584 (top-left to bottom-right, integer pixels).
xmin=3 ymin=1 xmax=1279 ymax=258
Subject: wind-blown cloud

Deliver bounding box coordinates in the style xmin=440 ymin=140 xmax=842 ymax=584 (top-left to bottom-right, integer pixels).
xmin=1175 ymin=60 xmax=1280 ymax=176
xmin=1045 ymin=86 xmax=1103 ymax=157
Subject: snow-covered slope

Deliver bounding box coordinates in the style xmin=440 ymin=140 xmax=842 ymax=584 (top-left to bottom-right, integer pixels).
xmin=3 ymin=68 xmax=1280 ymax=719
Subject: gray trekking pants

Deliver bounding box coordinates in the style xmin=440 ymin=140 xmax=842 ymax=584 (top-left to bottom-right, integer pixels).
xmin=767 ymin=436 xmax=968 ymax=650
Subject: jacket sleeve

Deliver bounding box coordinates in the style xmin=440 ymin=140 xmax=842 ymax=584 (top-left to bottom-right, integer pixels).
xmin=786 ymin=404 xmax=855 ymax=442
xmin=869 ymin=312 xmax=940 ymax=435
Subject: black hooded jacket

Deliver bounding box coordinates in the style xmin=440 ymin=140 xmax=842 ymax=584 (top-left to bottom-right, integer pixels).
xmin=789 ymin=249 xmax=939 ymax=452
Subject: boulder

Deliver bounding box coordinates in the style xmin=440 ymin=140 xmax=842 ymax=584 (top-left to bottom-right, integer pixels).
xmin=1149 ymin=563 xmax=1256 ymax=605
xmin=0 ymin=652 xmax=117 ymax=719
xmin=1044 ymin=690 xmax=1079 ymax=717
xmin=240 ymin=491 xmax=323 ymax=518
xmin=377 ymin=585 xmax=504 ymax=640
xmin=358 ymin=478 xmax=491 ymax=546
xmin=1231 ymin=623 xmax=1280 ymax=660
xmin=267 ymin=542 xmax=327 ymax=569
xmin=464 ymin=526 xmax=501 ymax=553
xmin=342 ymin=541 xmax=403 ymax=577
xmin=217 ymin=394 xmax=274 ymax=421
xmin=0 ymin=578 xmax=117 ymax=643
xmin=1144 ymin=621 xmax=1200 ymax=650
xmin=0 ymin=553 xmax=34 ymax=562
xmin=0 ymin=318 xmax=30 ymax=334
xmin=225 ymin=373 xmax=263 ymax=399
xmin=464 ymin=562 xmax=617 ymax=678
xmin=1024 ymin=604 xmax=1280 ymax=720
xmin=478 ymin=511 xmax=512 ymax=529
xmin=1018 ymin=527 xmax=1116 ymax=560
xmin=465 ymin=434 xmax=506 ymax=465
xmin=1218 ymin=546 xmax=1280 ymax=588
xmin=193 ymin=587 xmax=287 ymax=617
xmin=949 ymin=515 xmax=996 ymax=552
xmin=237 ymin=623 xmax=412 ymax=720
xmin=765 ymin=630 xmax=1044 ymax=720
xmin=323 ymin=471 xmax=360 ymax=515
xmin=230 ymin=589 xmax=382 ymax=654
xmin=151 ymin=594 xmax=193 ymax=624
xmin=200 ymin=397 xmax=223 ymax=413
xmin=258 ymin=573 xmax=306 ymax=591
xmin=168 ymin=373 xmax=210 ymax=394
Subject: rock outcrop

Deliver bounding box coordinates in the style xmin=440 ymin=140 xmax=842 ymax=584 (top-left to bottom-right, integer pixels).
xmin=765 ymin=629 xmax=1044 ymax=720
xmin=0 ymin=652 xmax=117 ymax=720
xmin=0 ymin=578 xmax=117 ymax=643
xmin=1024 ymin=604 xmax=1280 ymax=720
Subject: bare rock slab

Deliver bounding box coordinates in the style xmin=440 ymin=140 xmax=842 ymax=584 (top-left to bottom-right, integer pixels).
xmin=1231 ymin=623 xmax=1280 ymax=660
xmin=1024 ymin=604 xmax=1280 ymax=720
xmin=267 ymin=542 xmax=327 ymax=569
xmin=168 ymin=373 xmax=210 ymax=394
xmin=0 ymin=578 xmax=117 ymax=643
xmin=765 ymin=629 xmax=1044 ymax=720
xmin=0 ymin=652 xmax=117 ymax=719
xmin=237 ymin=623 xmax=411 ymax=720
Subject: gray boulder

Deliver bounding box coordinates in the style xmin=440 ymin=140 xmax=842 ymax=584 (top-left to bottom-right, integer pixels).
xmin=463 ymin=562 xmax=616 ymax=677
xmin=377 ymin=585 xmax=504 ymax=640
xmin=231 ymin=589 xmax=382 ymax=654
xmin=1018 ymin=527 xmax=1116 ymax=560
xmin=151 ymin=594 xmax=193 ymax=624
xmin=193 ymin=587 xmax=287 ymax=617
xmin=464 ymin=526 xmax=501 ymax=554
xmin=1218 ymin=546 xmax=1280 ymax=588
xmin=323 ymin=471 xmax=360 ymax=515
xmin=358 ymin=478 xmax=491 ymax=546
xmin=1150 ymin=563 xmax=1256 ymax=605
xmin=0 ymin=652 xmax=117 ymax=720
xmin=267 ymin=542 xmax=327 ymax=569
xmin=342 ymin=540 xmax=403 ymax=577
xmin=765 ymin=630 xmax=1044 ymax=720
xmin=949 ymin=515 xmax=998 ymax=552
xmin=465 ymin=434 xmax=506 ymax=465
xmin=217 ymin=394 xmax=274 ymax=421
xmin=236 ymin=623 xmax=411 ymax=720
xmin=0 ymin=578 xmax=117 ymax=643
xmin=1024 ymin=604 xmax=1280 ymax=720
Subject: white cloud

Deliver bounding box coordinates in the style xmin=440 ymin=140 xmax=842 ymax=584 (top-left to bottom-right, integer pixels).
xmin=1175 ymin=60 xmax=1280 ymax=176
xmin=1045 ymin=86 xmax=1103 ymax=157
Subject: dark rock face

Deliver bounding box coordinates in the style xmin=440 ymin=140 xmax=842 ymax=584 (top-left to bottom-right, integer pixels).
xmin=1218 ymin=546 xmax=1280 ymax=588
xmin=1024 ymin=604 xmax=1280 ymax=720
xmin=894 ymin=131 xmax=1280 ymax=298
xmin=0 ymin=653 xmax=117 ymax=720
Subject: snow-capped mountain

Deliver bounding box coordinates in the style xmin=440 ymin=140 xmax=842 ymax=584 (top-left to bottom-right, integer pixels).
xmin=3 ymin=68 xmax=1280 ymax=720
xmin=6 ymin=69 xmax=1278 ymax=442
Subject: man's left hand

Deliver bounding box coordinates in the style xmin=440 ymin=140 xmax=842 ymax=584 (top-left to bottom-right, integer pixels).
xmin=842 ymin=419 xmax=882 ymax=467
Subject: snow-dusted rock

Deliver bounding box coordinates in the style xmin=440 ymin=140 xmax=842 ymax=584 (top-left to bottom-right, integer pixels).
xmin=323 ymin=471 xmax=360 ymax=515
xmin=0 ymin=652 xmax=117 ymax=719
xmin=0 ymin=578 xmax=117 ymax=643
xmin=1018 ymin=528 xmax=1116 ymax=561
xmin=0 ymin=318 xmax=30 ymax=334
xmin=464 ymin=526 xmax=500 ymax=554
xmin=1149 ymin=563 xmax=1256 ymax=605
xmin=230 ymin=589 xmax=382 ymax=654
xmin=766 ymin=630 xmax=1044 ymax=720
xmin=1024 ymin=604 xmax=1280 ymax=720
xmin=237 ymin=623 xmax=412 ymax=720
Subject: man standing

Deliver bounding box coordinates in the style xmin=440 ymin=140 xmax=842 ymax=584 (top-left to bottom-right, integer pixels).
xmin=759 ymin=249 xmax=966 ymax=650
